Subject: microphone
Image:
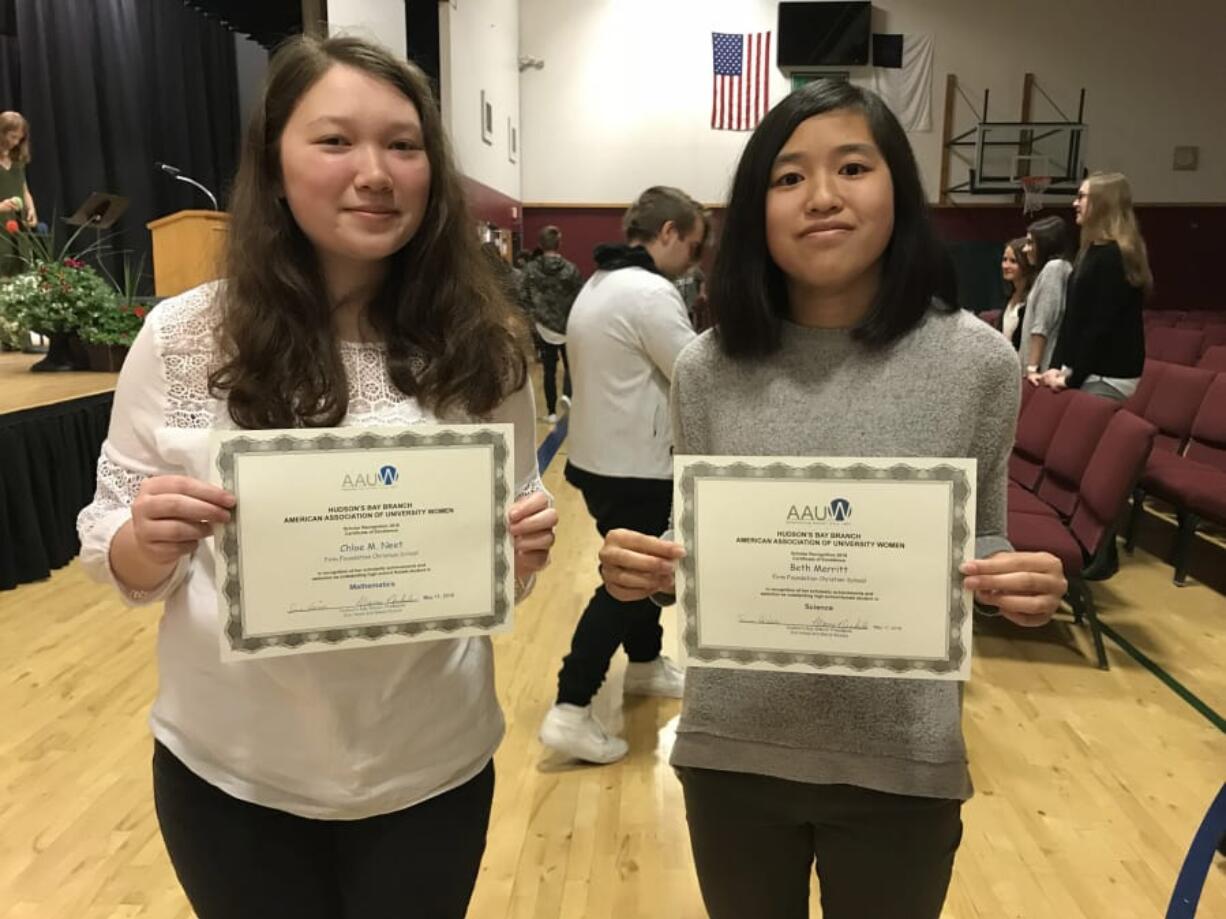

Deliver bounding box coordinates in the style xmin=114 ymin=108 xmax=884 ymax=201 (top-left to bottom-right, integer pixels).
xmin=155 ymin=161 xmax=218 ymax=210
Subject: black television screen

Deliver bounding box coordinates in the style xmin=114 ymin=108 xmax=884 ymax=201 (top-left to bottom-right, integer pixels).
xmin=776 ymin=2 xmax=872 ymax=67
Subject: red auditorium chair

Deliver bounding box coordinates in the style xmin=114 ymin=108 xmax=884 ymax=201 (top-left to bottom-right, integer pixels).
xmin=1198 ymin=346 xmax=1226 ymax=373
xmin=1033 ymin=393 xmax=1121 ymax=518
xmin=1123 ymin=359 xmax=1168 ymax=417
xmin=1019 ymin=374 xmax=1037 ymax=414
xmin=1144 ymin=310 xmax=1180 ymax=328
xmin=1009 ymin=411 xmax=1156 ymax=669
xmin=1146 ymin=327 xmax=1205 ymax=366
xmin=1133 ymin=364 xmax=1215 ymax=457
xmin=1009 ymin=386 xmax=1072 ymax=490
xmin=1199 ymin=323 xmax=1226 ymax=355
xmin=1125 ymin=373 xmax=1226 ymax=585
xmin=1176 ymin=313 xmax=1212 ymax=330
xmin=1007 ymin=390 xmax=1119 ymax=520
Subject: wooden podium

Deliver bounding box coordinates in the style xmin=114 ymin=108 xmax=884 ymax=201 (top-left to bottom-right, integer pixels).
xmin=146 ymin=210 xmax=229 ymax=298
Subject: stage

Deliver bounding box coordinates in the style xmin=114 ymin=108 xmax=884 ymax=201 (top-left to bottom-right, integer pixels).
xmin=0 ymin=352 xmax=118 ymax=590
xmin=0 ymin=352 xmax=118 ymax=413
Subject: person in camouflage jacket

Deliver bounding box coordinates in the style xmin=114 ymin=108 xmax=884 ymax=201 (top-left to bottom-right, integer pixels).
xmin=521 ymin=226 xmax=583 ymax=420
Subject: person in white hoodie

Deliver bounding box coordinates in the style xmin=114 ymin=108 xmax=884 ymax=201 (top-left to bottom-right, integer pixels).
xmin=539 ymin=186 xmax=707 ymax=764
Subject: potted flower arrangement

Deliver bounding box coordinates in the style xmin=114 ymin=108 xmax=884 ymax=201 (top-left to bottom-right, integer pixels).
xmin=78 ymin=255 xmax=151 ymax=371
xmin=0 ymin=257 xmax=118 ymax=371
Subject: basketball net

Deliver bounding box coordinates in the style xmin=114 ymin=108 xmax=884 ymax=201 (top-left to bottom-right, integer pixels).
xmin=1021 ymin=175 xmax=1052 ymax=215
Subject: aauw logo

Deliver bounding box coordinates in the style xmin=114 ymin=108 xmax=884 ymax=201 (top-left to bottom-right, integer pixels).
xmin=342 ymin=465 xmax=399 ymax=490
xmin=786 ymin=498 xmax=852 ymax=523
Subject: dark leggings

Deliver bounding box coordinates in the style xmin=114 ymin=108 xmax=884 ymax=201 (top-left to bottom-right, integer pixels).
xmin=678 ymin=766 xmax=963 ymax=919
xmin=152 ymin=741 xmax=494 ymax=919
xmin=555 ymin=462 xmax=672 ymax=706
xmin=539 ymin=340 xmax=571 ymax=414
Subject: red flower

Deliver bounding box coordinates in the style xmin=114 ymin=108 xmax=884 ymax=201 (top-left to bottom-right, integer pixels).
xmin=133 ymin=306 xmax=147 ymax=319
xmin=3 ymin=220 xmax=17 ymax=233
xmin=64 ymin=257 xmax=85 ymax=268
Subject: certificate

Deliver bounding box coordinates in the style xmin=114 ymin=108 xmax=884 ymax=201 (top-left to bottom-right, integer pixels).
xmin=209 ymin=424 xmax=515 ymax=661
xmin=673 ymin=455 xmax=976 ymax=681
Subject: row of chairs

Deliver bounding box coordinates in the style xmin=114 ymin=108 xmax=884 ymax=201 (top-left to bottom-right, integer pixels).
xmin=1143 ymin=309 xmax=1226 ymax=329
xmin=974 ymin=309 xmax=1226 ymax=369
xmin=1120 ymin=360 xmax=1226 ymax=585
xmin=1006 ymin=384 xmax=1156 ymax=669
xmin=1146 ymin=327 xmax=1226 ymax=367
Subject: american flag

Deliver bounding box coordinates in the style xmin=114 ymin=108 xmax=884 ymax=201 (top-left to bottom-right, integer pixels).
xmin=711 ymin=31 xmax=771 ymax=131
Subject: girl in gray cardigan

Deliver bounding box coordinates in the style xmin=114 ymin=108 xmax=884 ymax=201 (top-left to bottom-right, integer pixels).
xmin=596 ymin=82 xmax=1066 ymax=919
xmin=1019 ymin=214 xmax=1073 ymax=379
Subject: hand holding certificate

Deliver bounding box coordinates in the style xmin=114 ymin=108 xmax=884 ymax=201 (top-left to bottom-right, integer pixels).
xmin=209 ymin=424 xmax=518 ymax=661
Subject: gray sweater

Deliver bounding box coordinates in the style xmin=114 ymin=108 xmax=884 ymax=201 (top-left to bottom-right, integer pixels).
xmin=1018 ymin=259 xmax=1072 ymax=371
xmin=669 ymin=308 xmax=1020 ymax=801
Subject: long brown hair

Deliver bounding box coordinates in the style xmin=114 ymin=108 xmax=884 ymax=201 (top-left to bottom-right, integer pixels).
xmin=1003 ymin=237 xmax=1035 ymax=305
xmin=1078 ymin=172 xmax=1153 ymax=295
xmin=210 ymin=36 xmax=527 ymax=429
xmin=0 ymin=111 xmax=31 ymax=165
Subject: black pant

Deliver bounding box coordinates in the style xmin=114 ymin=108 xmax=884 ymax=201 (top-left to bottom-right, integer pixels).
xmin=152 ymin=741 xmax=494 ymax=919
xmin=556 ymin=462 xmax=672 ymax=706
xmin=678 ymin=767 xmax=963 ymax=919
xmin=539 ymin=340 xmax=571 ymax=414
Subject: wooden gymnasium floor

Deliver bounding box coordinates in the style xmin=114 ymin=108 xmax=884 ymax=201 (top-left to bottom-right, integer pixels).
xmin=1 ymin=363 xmax=1224 ymax=919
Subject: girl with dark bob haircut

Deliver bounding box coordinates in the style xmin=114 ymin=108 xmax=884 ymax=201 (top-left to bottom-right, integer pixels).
xmin=1019 ymin=214 xmax=1073 ymax=378
xmin=596 ymin=80 xmax=1066 ymax=919
xmin=709 ymin=80 xmax=952 ymax=358
xmin=77 ymin=35 xmax=557 ymax=918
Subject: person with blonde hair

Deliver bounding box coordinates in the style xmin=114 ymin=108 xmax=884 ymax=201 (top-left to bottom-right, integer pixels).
xmin=0 ymin=111 xmax=37 ymax=276
xmin=1041 ymin=172 xmax=1150 ymax=400
xmin=76 ymin=35 xmax=557 ymax=917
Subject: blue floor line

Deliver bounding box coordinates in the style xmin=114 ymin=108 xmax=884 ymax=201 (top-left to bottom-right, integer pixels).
xmin=536 ymin=414 xmax=568 ymax=474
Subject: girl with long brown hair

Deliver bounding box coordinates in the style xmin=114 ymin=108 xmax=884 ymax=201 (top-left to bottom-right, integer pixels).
xmin=997 ymin=236 xmax=1034 ymax=348
xmin=1041 ymin=172 xmax=1151 ymax=400
xmin=76 ymin=36 xmax=556 ymax=918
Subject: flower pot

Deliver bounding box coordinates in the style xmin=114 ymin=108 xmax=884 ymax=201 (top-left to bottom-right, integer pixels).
xmin=29 ymin=331 xmax=91 ymax=373
xmin=84 ymin=342 xmax=129 ymax=372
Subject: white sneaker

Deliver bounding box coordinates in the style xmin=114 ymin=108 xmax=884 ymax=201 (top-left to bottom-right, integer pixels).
xmin=543 ymin=412 xmax=559 ymax=424
xmin=539 ymin=703 xmax=629 ymax=764
xmin=623 ymin=656 xmax=685 ymax=698
xmin=559 ymin=394 xmax=572 ymax=412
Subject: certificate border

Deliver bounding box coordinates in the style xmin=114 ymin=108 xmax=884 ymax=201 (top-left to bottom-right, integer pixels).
xmin=677 ymin=460 xmax=972 ymax=676
xmin=215 ymin=427 xmax=511 ymax=655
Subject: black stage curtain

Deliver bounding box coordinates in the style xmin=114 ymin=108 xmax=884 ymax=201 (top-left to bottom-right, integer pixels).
xmin=1 ymin=0 xmax=240 ymax=291
xmin=0 ymin=394 xmax=113 ymax=590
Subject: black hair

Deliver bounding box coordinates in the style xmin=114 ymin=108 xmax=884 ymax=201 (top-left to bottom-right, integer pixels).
xmin=709 ymin=80 xmax=951 ymax=359
xmin=1025 ymin=214 xmax=1071 ymax=267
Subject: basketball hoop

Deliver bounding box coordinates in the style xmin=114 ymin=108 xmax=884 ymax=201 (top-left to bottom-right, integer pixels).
xmin=1021 ymin=175 xmax=1052 ymax=215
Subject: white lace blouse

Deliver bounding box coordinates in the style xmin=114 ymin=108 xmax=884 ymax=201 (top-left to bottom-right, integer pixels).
xmin=77 ymin=282 xmax=546 ymax=820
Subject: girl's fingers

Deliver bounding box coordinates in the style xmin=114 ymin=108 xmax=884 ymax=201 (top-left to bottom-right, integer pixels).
xmin=963 ymin=571 xmax=1065 ymax=596
xmin=599 ymin=544 xmax=676 ymax=576
xmin=606 ymin=529 xmax=685 ymax=559
xmin=975 ymin=589 xmax=1060 ymax=619
xmin=508 ymin=491 xmax=550 ymax=524
xmin=514 ymin=531 xmax=556 ymax=553
xmin=508 ymin=507 xmax=558 ymax=536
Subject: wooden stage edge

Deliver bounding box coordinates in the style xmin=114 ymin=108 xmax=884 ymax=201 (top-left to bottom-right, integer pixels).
xmin=0 ymin=352 xmax=118 ymax=416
